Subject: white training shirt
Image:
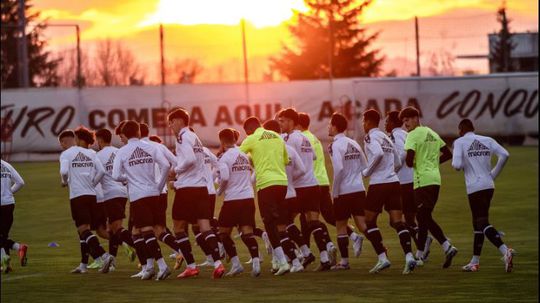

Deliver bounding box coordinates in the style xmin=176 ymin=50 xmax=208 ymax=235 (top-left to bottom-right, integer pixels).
xmin=285 ymin=145 xmax=306 ymax=199
xmin=329 ymin=133 xmax=367 ymax=197
xmin=216 ymin=147 xmax=254 ymax=201
xmin=362 ymin=128 xmax=401 ymax=185
xmin=60 ymin=146 xmax=105 ymax=199
xmin=141 ymin=137 xmax=176 ymax=194
xmin=452 ymin=132 xmax=510 ymax=194
xmin=391 ymin=127 xmax=414 ymax=185
xmin=203 ymin=147 xmax=218 ymax=195
xmin=1 ymin=160 xmax=25 ymax=206
xmin=112 ymin=138 xmax=169 ymax=202
xmin=96 ymin=146 xmax=128 ymax=201
xmin=173 ymin=127 xmax=207 ymax=189
xmin=283 ymin=130 xmax=318 ymax=188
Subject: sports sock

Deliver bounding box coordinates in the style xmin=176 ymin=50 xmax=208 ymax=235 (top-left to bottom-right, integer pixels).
xmin=253 ymin=227 xmax=264 ymax=238
xmin=279 ymin=231 xmax=297 ymax=262
xmin=320 ymin=250 xmax=329 ymax=263
xmin=394 ymin=222 xmax=413 ymax=254
xmin=159 ymin=231 xmax=179 ymax=251
xmin=108 ymin=231 xmax=119 ymax=256
xmin=156 ymin=258 xmax=168 ymax=271
xmin=311 ymin=221 xmax=329 ymax=253
xmin=300 ymin=245 xmax=311 ymax=257
xmin=337 ymin=234 xmax=349 ymax=259
xmin=378 ymin=252 xmax=388 ymax=262
xmin=300 ymin=214 xmax=311 ymax=247
xmin=442 ymin=240 xmax=451 ymax=252
xmin=132 ymin=234 xmax=148 ymax=265
xmin=219 ymin=233 xmax=238 ymax=258
xmin=473 ymin=230 xmax=484 ymax=256
xmin=116 ymin=228 xmax=134 ymax=247
xmin=349 ymin=232 xmax=360 ymax=242
xmin=483 ymin=225 xmax=504 ymax=250
xmin=79 ymin=238 xmax=90 ymax=265
xmin=202 ymin=230 xmax=221 ymax=262
xmin=142 ymin=231 xmax=163 ymax=260
xmin=240 ymin=233 xmax=259 ymax=259
xmin=231 ymin=256 xmax=240 ymax=267
xmin=286 ymin=224 xmax=307 ymax=247
xmin=273 ymin=247 xmax=287 ymax=263
xmin=498 ymin=244 xmax=508 ymax=256
xmin=365 ymin=224 xmax=385 ymax=255
xmin=471 ymin=255 xmax=480 ymax=264
xmin=11 ymin=242 xmax=20 ymax=251
xmin=81 ymin=230 xmax=106 ymax=259
xmin=174 ymin=232 xmax=195 ymax=266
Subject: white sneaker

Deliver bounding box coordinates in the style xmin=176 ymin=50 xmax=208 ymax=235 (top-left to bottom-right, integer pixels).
xmin=290 ymin=263 xmax=304 ymax=273
xmin=462 ymin=263 xmax=480 ymax=272
xmin=328 ymin=245 xmax=337 ymax=266
xmin=274 ymin=261 xmax=290 ymax=276
xmin=251 ymin=260 xmax=261 ymax=277
xmin=99 ymin=253 xmax=115 ymax=274
xmin=141 ymin=267 xmax=155 ymax=280
xmin=225 ymin=265 xmax=244 ymax=277
xmin=504 ymin=248 xmax=515 ymax=273
xmin=198 ymin=260 xmax=213 ymax=267
xmin=262 ymin=232 xmax=272 ymax=255
xmin=369 ymin=259 xmax=391 ymax=274
xmin=271 ymin=256 xmax=279 ymax=274
xmin=130 ymin=270 xmax=145 ymax=278
xmin=402 ymin=258 xmax=417 ymax=275
xmin=156 ymin=266 xmax=171 ymax=280
xmin=70 ymin=266 xmax=88 ymax=274
xmin=353 ymin=235 xmax=364 ymax=257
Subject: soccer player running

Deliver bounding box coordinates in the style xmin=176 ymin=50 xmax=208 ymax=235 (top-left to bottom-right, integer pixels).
xmin=399 ymin=106 xmax=458 ymax=268
xmin=60 ymin=126 xmax=114 ymax=274
xmin=112 ymin=121 xmax=171 ymax=280
xmin=361 ymin=110 xmax=416 ymax=274
xmin=1 ymin=159 xmax=27 ymax=273
xmin=239 ymin=116 xmax=291 ymax=276
xmin=167 ymin=108 xmax=225 ymax=279
xmin=298 ymin=112 xmax=364 ymax=258
xmin=95 ymin=129 xmax=136 ymax=264
xmin=327 ymin=113 xmax=368 ymax=271
xmin=385 ymin=111 xmax=433 ymax=257
xmin=278 ymin=108 xmax=336 ymax=271
xmin=452 ymin=119 xmax=515 ymax=272
xmin=215 ymin=128 xmax=262 ymax=277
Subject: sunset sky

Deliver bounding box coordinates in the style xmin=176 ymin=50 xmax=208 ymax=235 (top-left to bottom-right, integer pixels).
xmin=32 ymin=0 xmax=538 ymax=83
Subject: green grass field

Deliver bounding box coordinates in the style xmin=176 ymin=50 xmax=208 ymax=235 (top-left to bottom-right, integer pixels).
xmin=1 ymin=147 xmax=538 ymax=303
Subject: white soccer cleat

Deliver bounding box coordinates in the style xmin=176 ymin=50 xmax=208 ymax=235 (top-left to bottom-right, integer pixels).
xmin=70 ymin=265 xmax=88 ymax=274
xmin=290 ymin=263 xmax=304 ymax=273
xmin=328 ymin=245 xmax=338 ymax=266
xmin=353 ymin=235 xmax=364 ymax=258
xmin=87 ymin=258 xmax=103 ymax=269
xmin=156 ymin=266 xmax=171 ymax=280
xmin=225 ymin=264 xmax=244 ymax=277
xmin=251 ymin=261 xmax=261 ymax=278
xmin=331 ymin=263 xmax=350 ymax=271
xmin=369 ymin=259 xmax=391 ymax=274
xmin=504 ymin=248 xmax=515 ymax=273
xmin=141 ymin=267 xmax=156 ymax=280
xmin=274 ymin=261 xmax=290 ymax=276
xmin=402 ymin=259 xmax=417 ymax=275
xmin=130 ymin=269 xmax=145 ymax=278
xmin=169 ymin=252 xmax=177 ymax=260
xmin=99 ymin=253 xmax=115 ymax=274
xmin=262 ymin=232 xmax=272 ymax=255
xmin=271 ymin=256 xmax=279 ymax=274
xmin=462 ymin=263 xmax=480 ymax=272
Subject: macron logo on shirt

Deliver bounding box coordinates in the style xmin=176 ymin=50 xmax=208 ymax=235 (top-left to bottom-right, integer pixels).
xmin=300 ymin=138 xmax=312 ymax=153
xmin=128 ymin=147 xmax=153 ymax=167
xmin=425 ymin=132 xmax=437 ymax=143
xmin=344 ymin=143 xmax=361 ymax=160
xmin=381 ymin=138 xmax=394 ymax=153
xmin=259 ymin=131 xmax=278 ymax=140
xmin=105 ymin=153 xmax=115 ymax=172
xmin=467 ymin=140 xmax=490 ymax=157
xmin=1 ymin=164 xmax=10 ymax=178
xmin=72 ymin=152 xmax=93 ymax=168
xmin=193 ymin=139 xmax=204 ymax=153
xmin=232 ymin=155 xmax=251 ymax=172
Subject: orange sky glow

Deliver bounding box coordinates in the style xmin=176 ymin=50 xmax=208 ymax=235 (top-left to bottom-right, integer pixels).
xmin=33 ymin=0 xmax=538 ymax=83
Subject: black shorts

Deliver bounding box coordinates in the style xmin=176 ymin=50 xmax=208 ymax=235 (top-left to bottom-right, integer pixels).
xmin=287 ymin=196 xmax=302 ymax=216
xmin=295 ymin=185 xmax=321 ymax=213
xmin=257 ymin=185 xmax=288 ymax=225
xmin=154 ymin=193 xmax=168 ymax=227
xmin=218 ymin=198 xmax=256 ymax=228
xmin=104 ymin=197 xmax=127 ymax=223
xmin=468 ymin=189 xmax=494 ymax=220
xmin=172 ymin=187 xmax=211 ymax=222
xmin=70 ymin=195 xmax=96 ymax=228
xmin=334 ymin=191 xmax=366 ymax=220
xmin=365 ymin=182 xmax=401 ymax=213
xmin=319 ymin=185 xmax=336 ymax=225
xmin=130 ymin=196 xmax=160 ymax=228
xmin=414 ymin=185 xmax=440 ymax=210
xmin=400 ymin=183 xmax=416 ymax=214
xmin=0 ymin=204 xmax=15 ymax=238
xmin=208 ymin=194 xmax=216 ymax=218
xmin=90 ymin=202 xmax=107 ymax=230
xmin=280 ymin=198 xmax=295 ymax=225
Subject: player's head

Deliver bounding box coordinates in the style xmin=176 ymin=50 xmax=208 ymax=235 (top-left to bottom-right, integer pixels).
xmin=329 ymin=113 xmax=348 ymax=137
xmin=218 ymin=128 xmax=236 ymax=147
xmin=399 ymin=107 xmax=420 ymax=131
xmin=385 ymin=110 xmax=402 ymax=133
xmin=298 ymin=112 xmax=310 ymax=131
xmin=168 ymin=108 xmax=190 ymax=134
xmin=230 ymin=128 xmax=240 ymax=143
xmin=277 ymin=107 xmax=299 ymax=133
xmin=121 ymin=120 xmax=140 ymax=139
xmin=74 ymin=126 xmax=95 ymax=147
xmin=95 ymin=128 xmax=112 ymax=150
xmin=139 ymin=123 xmax=150 ymax=138
xmin=458 ymin=119 xmax=475 ymax=137
xmin=115 ymin=120 xmax=129 ymax=144
xmin=263 ymin=119 xmax=281 ymax=134
xmin=362 ymin=109 xmax=380 ymax=133
xmin=149 ymin=135 xmax=163 ymax=143
xmin=58 ymin=129 xmax=75 ymax=150
xmin=243 ymin=116 xmax=261 ymax=135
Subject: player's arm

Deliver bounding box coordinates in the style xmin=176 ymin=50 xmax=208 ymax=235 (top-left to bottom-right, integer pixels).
xmin=362 ymin=139 xmax=383 ymax=177
xmin=451 ymin=140 xmax=464 ymax=170
xmin=282 ymin=141 xmax=290 ymax=166
xmin=161 ymin=144 xmax=177 ymax=168
xmin=112 ymin=151 xmax=127 ymax=182
xmin=330 ymin=144 xmax=344 ymax=198
xmin=439 ymin=145 xmax=452 ymax=164
xmin=392 ymin=142 xmax=402 ymax=172
xmin=92 ymin=157 xmax=106 ymax=187
xmin=490 ymin=139 xmax=510 ymax=180
xmin=155 ymin=147 xmax=170 ymax=192
xmin=404 ymin=131 xmax=416 ymax=168
xmin=216 ymin=161 xmax=229 ymax=196
xmin=175 ymin=138 xmax=196 ymax=174
xmin=8 ymin=163 xmax=25 ymax=194
xmin=239 ymin=135 xmax=253 ymax=155
xmin=60 ymin=156 xmax=70 ymax=186
xmin=291 ymin=149 xmax=307 ymax=180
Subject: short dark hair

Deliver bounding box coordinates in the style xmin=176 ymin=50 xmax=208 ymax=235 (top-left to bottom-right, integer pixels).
xmin=262 ymin=119 xmax=281 ymax=133
xmin=330 ymin=113 xmax=348 ymax=133
xmin=399 ymin=107 xmax=420 ymax=121
xmin=458 ymin=119 xmax=475 ymax=132
xmin=218 ymin=128 xmax=235 ymax=143
xmin=386 ymin=111 xmax=402 ymax=127
xmin=278 ymin=107 xmax=299 ymax=125
xmin=298 ymin=112 xmax=310 ymax=129
xmin=95 ymin=128 xmax=112 ymax=143
xmin=139 ymin=123 xmax=150 ymax=137
xmin=243 ymin=116 xmax=261 ymax=132
xmin=121 ymin=120 xmax=140 ymax=139
xmin=115 ymin=120 xmax=128 ymax=135
xmin=230 ymin=128 xmax=240 ymax=142
xmin=58 ymin=129 xmax=75 ymax=140
xmin=168 ymin=108 xmax=190 ymax=125
xmin=363 ymin=109 xmax=380 ymax=125
xmin=149 ymin=135 xmax=162 ymax=143
xmin=74 ymin=126 xmax=95 ymax=145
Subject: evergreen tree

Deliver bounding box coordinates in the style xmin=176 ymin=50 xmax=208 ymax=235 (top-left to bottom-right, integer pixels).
xmin=491 ymin=5 xmax=516 ymax=72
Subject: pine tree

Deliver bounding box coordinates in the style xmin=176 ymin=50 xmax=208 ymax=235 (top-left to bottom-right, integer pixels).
xmin=491 ymin=5 xmax=516 ymax=73
xmin=270 ymin=0 xmax=383 ymax=80
xmin=1 ymin=0 xmax=60 ymax=88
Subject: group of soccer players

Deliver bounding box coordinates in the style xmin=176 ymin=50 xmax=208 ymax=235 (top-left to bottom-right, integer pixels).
xmin=0 ymin=105 xmax=516 ymax=278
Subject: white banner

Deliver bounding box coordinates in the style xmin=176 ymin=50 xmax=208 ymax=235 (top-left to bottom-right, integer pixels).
xmin=1 ymin=73 xmax=538 ymax=154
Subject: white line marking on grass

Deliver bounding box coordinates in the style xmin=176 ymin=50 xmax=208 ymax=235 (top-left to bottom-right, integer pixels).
xmin=2 ymin=273 xmax=43 ymax=282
